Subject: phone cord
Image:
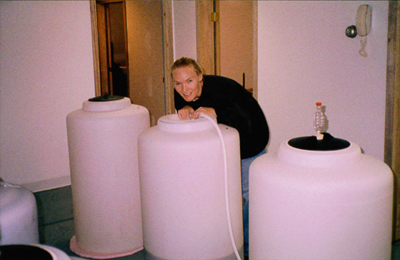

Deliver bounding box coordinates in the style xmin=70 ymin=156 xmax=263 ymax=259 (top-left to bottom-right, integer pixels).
xmin=359 ymin=36 xmax=368 ymax=57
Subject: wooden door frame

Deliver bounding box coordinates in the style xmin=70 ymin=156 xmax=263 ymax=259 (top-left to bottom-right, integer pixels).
xmin=162 ymin=0 xmax=175 ymax=115
xmin=89 ymin=0 xmax=175 ymax=114
xmin=90 ymin=0 xmax=101 ymax=96
xmin=385 ymin=0 xmax=400 ymax=241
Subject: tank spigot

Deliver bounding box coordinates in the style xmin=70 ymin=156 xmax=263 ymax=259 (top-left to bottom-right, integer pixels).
xmin=313 ymin=102 xmax=325 ymax=140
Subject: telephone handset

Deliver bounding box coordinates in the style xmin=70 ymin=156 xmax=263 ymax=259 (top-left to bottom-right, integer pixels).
xmin=356 ymin=4 xmax=371 ymax=37
xmin=355 ymin=4 xmax=371 ymax=57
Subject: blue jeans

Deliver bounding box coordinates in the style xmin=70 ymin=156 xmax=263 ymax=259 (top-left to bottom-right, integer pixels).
xmin=241 ymin=148 xmax=266 ymax=256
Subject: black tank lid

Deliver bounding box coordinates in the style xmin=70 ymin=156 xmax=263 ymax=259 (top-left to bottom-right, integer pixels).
xmin=88 ymin=93 xmax=124 ymax=102
xmin=288 ymin=133 xmax=350 ymax=151
xmin=0 ymin=245 xmax=53 ymax=260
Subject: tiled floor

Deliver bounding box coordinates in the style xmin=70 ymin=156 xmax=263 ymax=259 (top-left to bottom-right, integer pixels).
xmin=34 ymin=185 xmax=145 ymax=260
xmin=35 ymin=185 xmax=400 ymax=260
xmin=393 ymin=241 xmax=400 ymax=260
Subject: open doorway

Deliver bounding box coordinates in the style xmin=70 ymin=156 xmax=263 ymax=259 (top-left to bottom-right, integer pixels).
xmin=96 ymin=0 xmax=128 ymax=97
xmin=91 ymin=0 xmax=174 ymax=126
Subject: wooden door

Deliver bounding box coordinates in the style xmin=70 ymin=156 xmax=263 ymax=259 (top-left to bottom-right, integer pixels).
xmin=91 ymin=0 xmax=173 ymax=126
xmin=125 ymin=0 xmax=165 ymax=126
xmin=197 ymin=0 xmax=257 ymax=96
xmin=218 ymin=1 xmax=256 ymax=94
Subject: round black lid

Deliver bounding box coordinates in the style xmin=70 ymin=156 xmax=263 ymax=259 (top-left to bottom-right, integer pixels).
xmin=0 ymin=245 xmax=53 ymax=260
xmin=288 ymin=133 xmax=350 ymax=151
xmin=88 ymin=93 xmax=124 ymax=102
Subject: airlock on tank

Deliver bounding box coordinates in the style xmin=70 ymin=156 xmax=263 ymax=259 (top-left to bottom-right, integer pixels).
xmin=249 ymin=103 xmax=393 ymax=260
xmin=138 ymin=114 xmax=244 ymax=260
xmin=67 ymin=94 xmax=150 ymax=259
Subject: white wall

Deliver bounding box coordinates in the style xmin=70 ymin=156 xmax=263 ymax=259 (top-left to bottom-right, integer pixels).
xmin=172 ymin=1 xmax=197 ymax=60
xmin=0 ymin=1 xmax=95 ymax=191
xmin=0 ymin=1 xmax=389 ymax=190
xmin=257 ymin=1 xmax=388 ymax=160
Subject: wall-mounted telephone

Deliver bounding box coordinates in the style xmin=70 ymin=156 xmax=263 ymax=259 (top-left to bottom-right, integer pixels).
xmin=356 ymin=4 xmax=371 ymax=37
xmin=345 ymin=5 xmax=371 ymax=56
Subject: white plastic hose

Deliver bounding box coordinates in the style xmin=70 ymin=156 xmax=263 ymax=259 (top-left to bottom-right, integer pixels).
xmin=200 ymin=114 xmax=242 ymax=260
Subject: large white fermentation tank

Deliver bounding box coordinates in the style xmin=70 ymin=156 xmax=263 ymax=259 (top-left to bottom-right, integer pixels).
xmin=138 ymin=114 xmax=244 ymax=260
xmin=67 ymin=96 xmax=149 ymax=259
xmin=250 ymin=133 xmax=393 ymax=259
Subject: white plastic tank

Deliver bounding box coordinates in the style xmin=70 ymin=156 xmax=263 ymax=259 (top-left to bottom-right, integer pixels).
xmin=138 ymin=114 xmax=243 ymax=260
xmin=67 ymin=95 xmax=149 ymax=259
xmin=0 ymin=180 xmax=39 ymax=245
xmin=249 ymin=133 xmax=393 ymax=259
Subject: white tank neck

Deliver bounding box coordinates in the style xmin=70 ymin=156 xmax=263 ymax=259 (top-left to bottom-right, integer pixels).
xmin=157 ymin=114 xmax=216 ymax=133
xmin=277 ymin=141 xmax=362 ymax=168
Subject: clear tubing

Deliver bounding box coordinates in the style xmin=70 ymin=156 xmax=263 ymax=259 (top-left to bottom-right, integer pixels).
xmin=200 ymin=114 xmax=241 ymax=260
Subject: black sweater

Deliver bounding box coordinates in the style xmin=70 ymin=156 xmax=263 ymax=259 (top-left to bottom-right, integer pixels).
xmin=174 ymin=75 xmax=269 ymax=159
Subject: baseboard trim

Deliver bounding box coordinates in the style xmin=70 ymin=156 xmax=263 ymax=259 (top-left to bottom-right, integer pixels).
xmin=22 ymin=175 xmax=71 ymax=192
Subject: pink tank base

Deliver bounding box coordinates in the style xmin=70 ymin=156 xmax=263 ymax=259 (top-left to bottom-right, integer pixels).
xmin=69 ymin=236 xmax=143 ymax=259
